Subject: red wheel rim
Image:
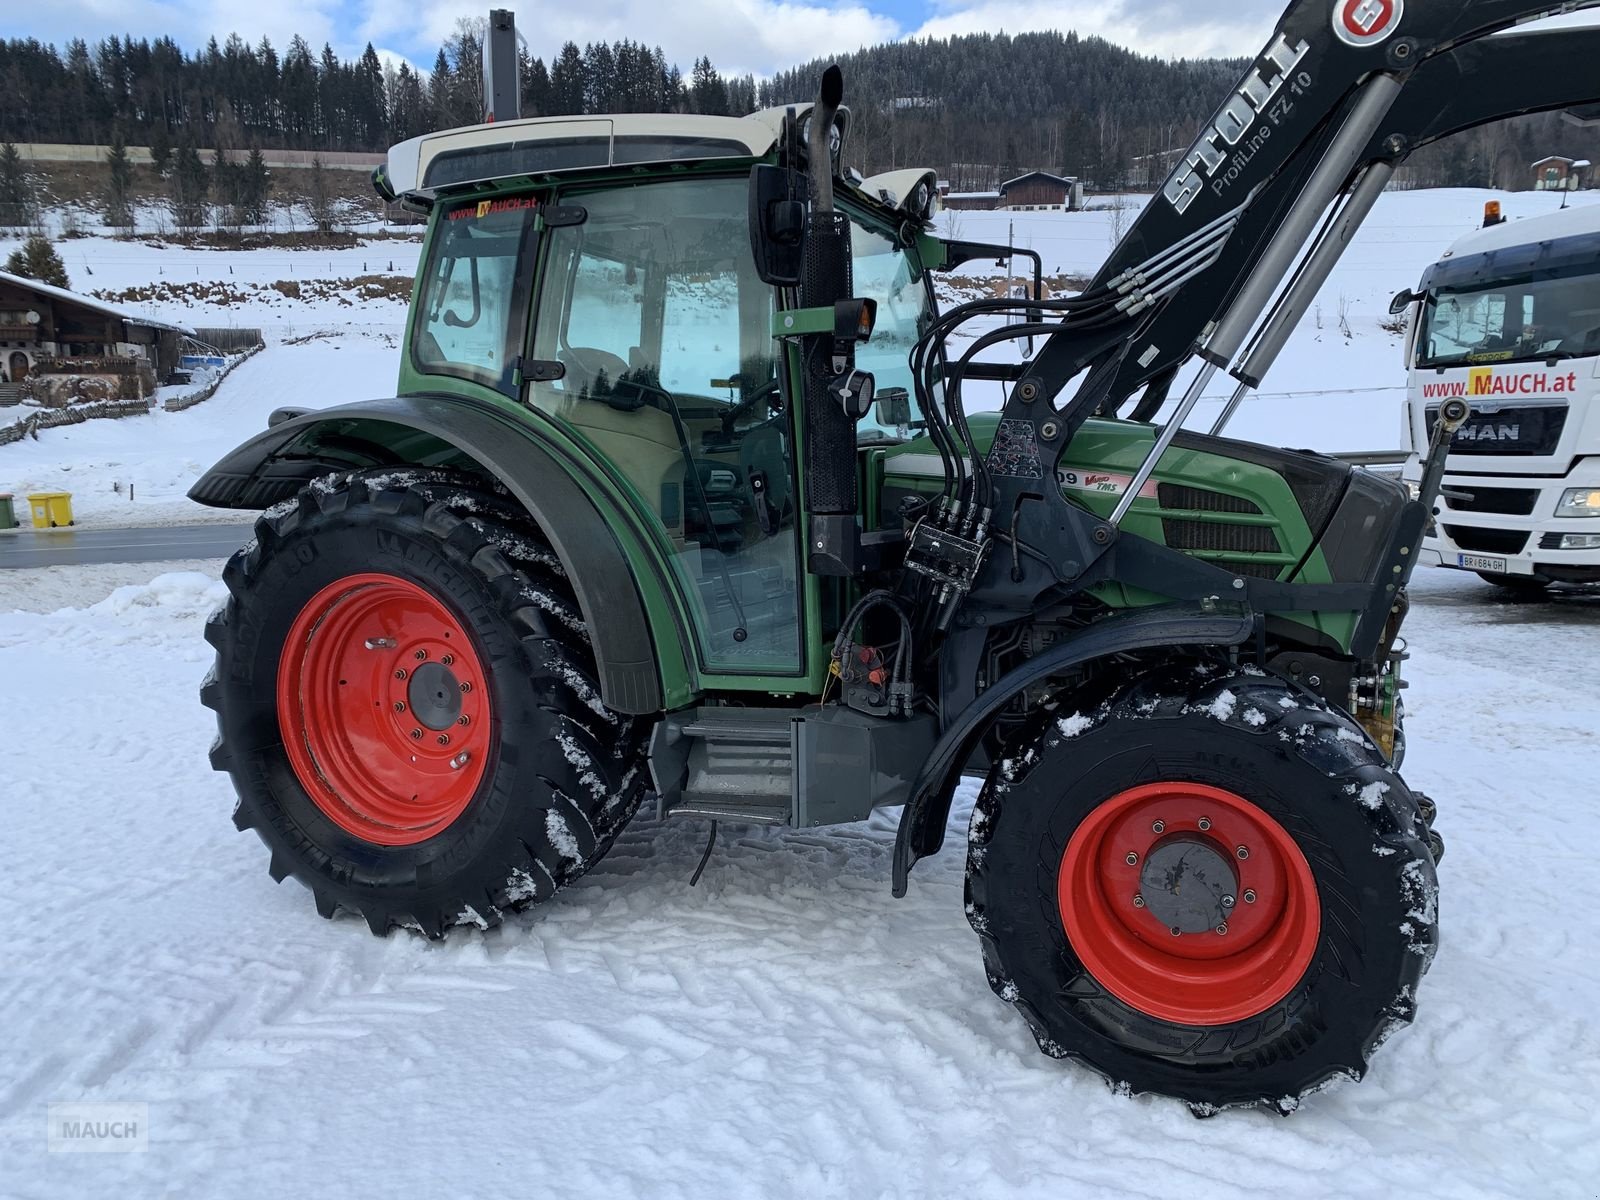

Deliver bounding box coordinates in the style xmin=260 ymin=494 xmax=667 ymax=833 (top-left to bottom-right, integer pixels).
xmin=277 ymin=573 xmax=492 ymax=846
xmin=1057 ymin=782 xmax=1320 ymax=1026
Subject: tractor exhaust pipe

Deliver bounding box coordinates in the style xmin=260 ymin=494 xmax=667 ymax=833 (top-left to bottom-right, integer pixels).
xmin=808 ymin=66 xmax=842 ymax=214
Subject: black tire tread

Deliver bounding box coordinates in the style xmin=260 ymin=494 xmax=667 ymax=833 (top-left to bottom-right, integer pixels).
xmin=965 ymin=660 xmax=1438 ymax=1114
xmin=202 ymin=467 xmax=651 ymax=938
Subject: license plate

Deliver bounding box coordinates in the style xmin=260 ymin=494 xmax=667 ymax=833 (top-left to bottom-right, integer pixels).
xmin=1458 ymin=553 xmax=1507 ymax=573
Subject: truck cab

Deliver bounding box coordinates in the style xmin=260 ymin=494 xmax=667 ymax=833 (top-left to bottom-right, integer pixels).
xmin=1402 ymin=202 xmax=1600 ymax=587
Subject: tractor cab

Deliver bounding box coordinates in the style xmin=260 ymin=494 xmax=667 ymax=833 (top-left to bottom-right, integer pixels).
xmin=377 ymin=107 xmax=951 ymax=679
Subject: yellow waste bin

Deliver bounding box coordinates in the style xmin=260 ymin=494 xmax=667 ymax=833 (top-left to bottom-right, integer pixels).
xmin=28 ymin=492 xmax=74 ymax=528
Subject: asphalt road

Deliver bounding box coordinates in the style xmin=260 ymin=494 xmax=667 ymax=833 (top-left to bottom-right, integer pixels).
xmin=0 ymin=523 xmax=253 ymax=569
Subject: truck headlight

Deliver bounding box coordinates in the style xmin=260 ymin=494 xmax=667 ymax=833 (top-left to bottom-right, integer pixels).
xmin=1556 ymin=488 xmax=1600 ymax=517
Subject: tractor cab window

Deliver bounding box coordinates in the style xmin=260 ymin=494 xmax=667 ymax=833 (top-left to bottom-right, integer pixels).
xmin=528 ymin=177 xmax=801 ymax=675
xmin=412 ymin=196 xmax=539 ymax=395
xmin=848 ymin=217 xmax=932 ymax=439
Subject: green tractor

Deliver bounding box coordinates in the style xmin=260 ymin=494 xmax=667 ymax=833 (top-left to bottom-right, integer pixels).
xmin=195 ymin=1 xmax=1600 ymax=1112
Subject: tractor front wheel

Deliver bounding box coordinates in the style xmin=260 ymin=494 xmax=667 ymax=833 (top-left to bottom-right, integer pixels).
xmin=202 ymin=470 xmax=649 ymax=936
xmin=966 ymin=663 xmax=1439 ymax=1113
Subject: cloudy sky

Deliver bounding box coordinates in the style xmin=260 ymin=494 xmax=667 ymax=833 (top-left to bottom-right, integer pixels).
xmin=11 ymin=1 xmax=1597 ymax=79
xmin=11 ymin=0 xmax=1296 ymax=77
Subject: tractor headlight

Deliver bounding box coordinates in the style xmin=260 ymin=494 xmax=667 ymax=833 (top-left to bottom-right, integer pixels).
xmin=1556 ymin=488 xmax=1600 ymax=517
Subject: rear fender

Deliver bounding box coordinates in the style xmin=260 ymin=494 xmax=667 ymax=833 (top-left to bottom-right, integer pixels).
xmin=190 ymin=394 xmax=679 ymax=714
xmin=891 ymin=602 xmax=1256 ymax=896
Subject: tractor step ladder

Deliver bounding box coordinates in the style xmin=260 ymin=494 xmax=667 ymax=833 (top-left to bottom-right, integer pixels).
xmin=650 ymin=708 xmax=795 ymax=825
xmin=647 ymin=705 xmax=940 ymax=829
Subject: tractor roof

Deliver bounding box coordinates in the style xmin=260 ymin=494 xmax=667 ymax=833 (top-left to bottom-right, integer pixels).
xmin=379 ymin=106 xmax=941 ymax=228
xmin=383 ymin=109 xmax=800 ymax=199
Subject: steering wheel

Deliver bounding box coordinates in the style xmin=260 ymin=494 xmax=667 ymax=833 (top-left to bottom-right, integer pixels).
xmin=722 ymin=378 xmax=785 ymax=437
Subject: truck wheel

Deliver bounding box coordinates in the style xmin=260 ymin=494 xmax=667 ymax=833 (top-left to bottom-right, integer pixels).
xmin=965 ymin=663 xmax=1438 ymax=1114
xmin=202 ymin=469 xmax=650 ymax=937
xmin=1476 ymin=571 xmax=1551 ymax=593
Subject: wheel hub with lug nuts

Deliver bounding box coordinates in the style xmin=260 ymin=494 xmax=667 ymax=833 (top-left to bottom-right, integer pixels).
xmin=1057 ymin=781 xmax=1322 ymax=1026
xmin=277 ymin=573 xmax=492 ymax=847
xmin=1136 ymin=837 xmax=1239 ymax=935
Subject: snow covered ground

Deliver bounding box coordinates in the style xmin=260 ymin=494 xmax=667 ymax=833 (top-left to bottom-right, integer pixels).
xmin=2 ymin=564 xmax=1598 ymax=1197
xmin=1 ymin=333 xmax=399 ymax=527
xmin=3 ymin=187 xmax=1599 ymax=1196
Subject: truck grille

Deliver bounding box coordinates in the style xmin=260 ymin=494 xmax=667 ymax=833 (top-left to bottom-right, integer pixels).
xmin=1443 ymin=525 xmax=1530 ymax=555
xmin=1427 ymin=404 xmax=1567 ymax=456
xmin=1443 ymin=487 xmax=1539 ymax=516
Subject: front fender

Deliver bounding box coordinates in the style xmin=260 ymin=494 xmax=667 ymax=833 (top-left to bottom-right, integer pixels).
xmin=891 ymin=602 xmax=1256 ymax=897
xmin=190 ymin=394 xmax=676 ymax=715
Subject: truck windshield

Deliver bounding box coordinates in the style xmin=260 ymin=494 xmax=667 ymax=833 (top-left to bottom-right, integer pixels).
xmin=847 ymin=218 xmax=932 ymax=440
xmin=1417 ymin=269 xmax=1600 ymax=368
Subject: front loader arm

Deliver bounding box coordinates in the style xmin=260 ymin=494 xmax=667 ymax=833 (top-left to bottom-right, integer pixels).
xmin=1095 ymin=24 xmax=1600 ymax=421
xmin=1013 ymin=1 xmax=1600 ymax=420
xmin=893 ymin=2 xmax=1600 ymax=887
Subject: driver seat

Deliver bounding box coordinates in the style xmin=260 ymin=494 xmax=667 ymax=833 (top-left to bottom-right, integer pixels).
xmin=550 ymin=348 xmax=689 ymax=532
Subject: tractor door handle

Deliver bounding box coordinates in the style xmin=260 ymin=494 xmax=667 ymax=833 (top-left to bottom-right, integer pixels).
xmin=748 ymin=469 xmax=780 ymax=536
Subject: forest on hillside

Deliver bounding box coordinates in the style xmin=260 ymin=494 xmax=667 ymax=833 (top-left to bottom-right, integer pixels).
xmin=1 ymin=23 xmax=1595 ymax=194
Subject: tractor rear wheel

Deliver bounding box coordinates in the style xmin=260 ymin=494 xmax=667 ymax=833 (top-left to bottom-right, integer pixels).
xmin=202 ymin=469 xmax=650 ymax=936
xmin=965 ymin=662 xmax=1438 ymax=1114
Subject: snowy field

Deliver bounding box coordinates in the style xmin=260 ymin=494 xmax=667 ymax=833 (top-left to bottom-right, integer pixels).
xmin=2 ymin=565 xmax=1597 ymax=1197
xmin=3 ymin=187 xmax=1599 ymax=1196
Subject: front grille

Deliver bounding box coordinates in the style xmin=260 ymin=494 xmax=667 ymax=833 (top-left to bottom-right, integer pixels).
xmin=1162 ymin=518 xmax=1282 ymax=555
xmin=1443 ymin=487 xmax=1539 ymax=516
xmin=1444 ymin=525 xmax=1530 ymax=555
xmin=1157 ymin=484 xmax=1264 ymax=515
xmin=1541 ymin=532 xmax=1567 ymax=550
xmin=1428 ymin=404 xmax=1567 ymax=456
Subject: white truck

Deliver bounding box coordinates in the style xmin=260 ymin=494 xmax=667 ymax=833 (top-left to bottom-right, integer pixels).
xmin=1401 ymin=201 xmax=1600 ymax=590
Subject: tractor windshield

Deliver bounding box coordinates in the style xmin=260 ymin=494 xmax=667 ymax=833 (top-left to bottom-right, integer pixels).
xmin=847 ymin=217 xmax=932 ymax=440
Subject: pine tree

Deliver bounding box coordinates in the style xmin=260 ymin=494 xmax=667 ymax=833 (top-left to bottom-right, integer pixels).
xmin=170 ymin=137 xmax=208 ymax=228
xmin=690 ymin=57 xmax=728 ymax=116
xmin=0 ymin=142 xmax=36 ymax=228
xmin=105 ymin=132 xmax=134 ymax=230
xmin=147 ymin=124 xmax=172 ymax=177
xmin=5 ymin=235 xmax=69 ymax=289
xmin=549 ymin=43 xmax=585 ymax=116
xmin=307 ymin=154 xmax=334 ymax=234
xmin=240 ymin=146 xmax=271 ymax=225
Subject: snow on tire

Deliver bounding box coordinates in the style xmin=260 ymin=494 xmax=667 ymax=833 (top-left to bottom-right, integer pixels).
xmin=965 ymin=660 xmax=1439 ymax=1114
xmin=201 ymin=468 xmax=649 ymax=937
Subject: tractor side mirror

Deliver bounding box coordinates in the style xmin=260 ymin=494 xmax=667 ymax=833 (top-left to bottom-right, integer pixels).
xmin=749 ymin=164 xmax=806 ymax=286
xmin=1389 ymin=288 xmax=1418 ymax=316
xmin=875 ymin=386 xmax=911 ymax=429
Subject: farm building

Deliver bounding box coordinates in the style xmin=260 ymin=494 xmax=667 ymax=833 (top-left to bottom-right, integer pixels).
xmin=1531 ymin=156 xmax=1591 ymax=191
xmin=999 ymin=172 xmax=1084 ymax=211
xmin=0 ymin=271 xmax=193 ymax=404
xmin=939 ymin=172 xmax=1085 ymax=212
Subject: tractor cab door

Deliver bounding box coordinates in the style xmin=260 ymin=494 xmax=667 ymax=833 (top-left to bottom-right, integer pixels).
xmin=526 ymin=176 xmax=803 ymax=675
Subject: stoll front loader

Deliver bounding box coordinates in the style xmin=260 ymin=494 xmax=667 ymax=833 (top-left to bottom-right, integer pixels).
xmin=195 ymin=2 xmax=1600 ymax=1112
